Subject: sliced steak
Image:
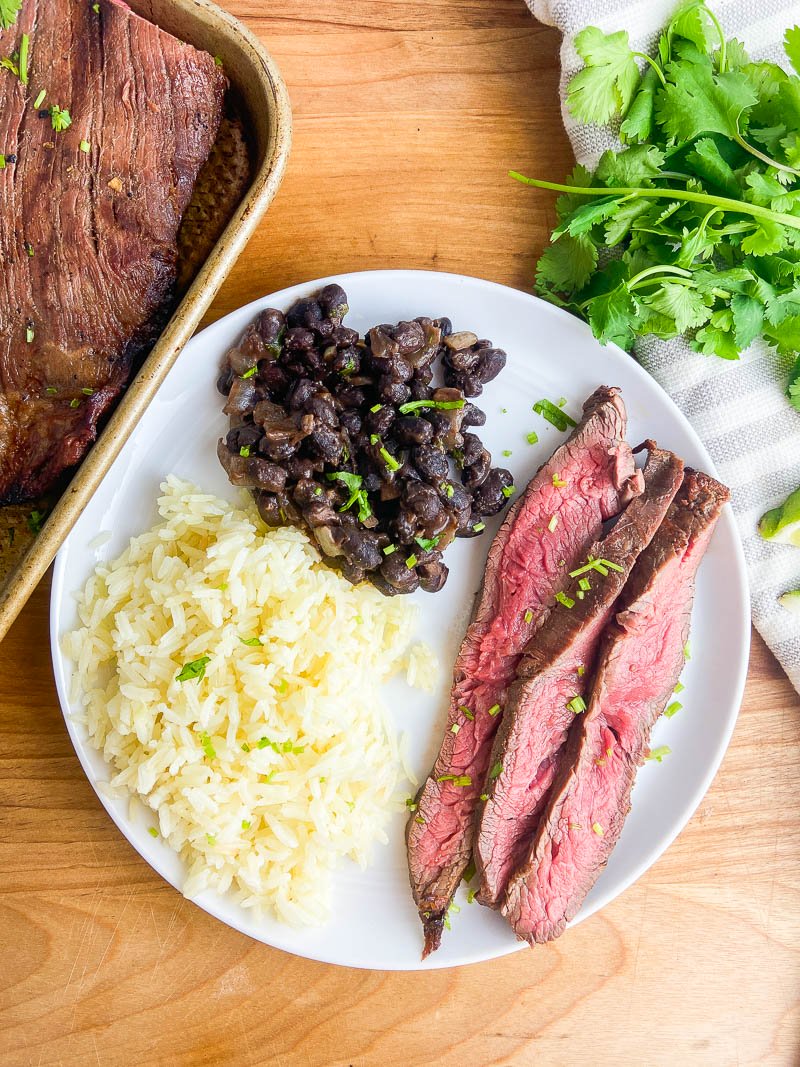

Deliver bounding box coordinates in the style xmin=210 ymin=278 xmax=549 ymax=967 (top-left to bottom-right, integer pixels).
xmin=0 ymin=0 xmax=226 ymax=502
xmin=502 ymin=469 xmax=729 ymax=944
xmin=406 ymin=386 xmax=644 ymax=957
xmin=475 ymin=444 xmax=684 ymax=908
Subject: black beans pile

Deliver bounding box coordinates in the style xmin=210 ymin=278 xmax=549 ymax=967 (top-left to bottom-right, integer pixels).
xmin=216 ymin=284 xmax=511 ymax=595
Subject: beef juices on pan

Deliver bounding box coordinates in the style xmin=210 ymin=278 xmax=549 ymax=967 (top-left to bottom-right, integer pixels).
xmin=502 ymin=469 xmax=729 ymax=944
xmin=406 ymin=386 xmax=644 ymax=957
xmin=474 ymin=444 xmax=685 ymax=909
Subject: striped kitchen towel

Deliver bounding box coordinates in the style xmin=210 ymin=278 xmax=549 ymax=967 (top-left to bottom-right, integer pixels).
xmin=528 ymin=0 xmax=800 ymax=693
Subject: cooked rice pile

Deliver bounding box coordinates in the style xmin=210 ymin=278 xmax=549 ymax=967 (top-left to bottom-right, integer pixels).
xmin=64 ymin=476 xmax=433 ymax=926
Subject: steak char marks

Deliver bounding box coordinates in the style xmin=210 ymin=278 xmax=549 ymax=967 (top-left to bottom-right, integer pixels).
xmin=0 ymin=0 xmax=226 ymax=502
xmin=406 ymin=386 xmax=644 ymax=957
xmin=475 ymin=444 xmax=684 ymax=908
xmin=502 ymin=470 xmax=729 ymax=944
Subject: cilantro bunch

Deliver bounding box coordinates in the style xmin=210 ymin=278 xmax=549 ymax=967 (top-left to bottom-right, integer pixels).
xmin=514 ymin=0 xmax=800 ymax=409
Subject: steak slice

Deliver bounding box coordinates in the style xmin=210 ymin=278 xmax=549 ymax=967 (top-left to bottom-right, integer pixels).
xmin=0 ymin=0 xmax=226 ymax=503
xmin=406 ymin=386 xmax=644 ymax=957
xmin=502 ymin=469 xmax=729 ymax=944
xmin=475 ymin=444 xmax=684 ymax=908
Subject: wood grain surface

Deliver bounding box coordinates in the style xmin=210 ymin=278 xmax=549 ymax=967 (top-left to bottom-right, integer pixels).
xmin=2 ymin=3 xmax=799 ymax=1064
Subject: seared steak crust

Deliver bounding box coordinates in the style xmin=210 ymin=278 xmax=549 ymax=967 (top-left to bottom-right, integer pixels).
xmin=475 ymin=444 xmax=684 ymax=908
xmin=502 ymin=470 xmax=729 ymax=944
xmin=406 ymin=386 xmax=644 ymax=957
xmin=0 ymin=0 xmax=225 ymax=502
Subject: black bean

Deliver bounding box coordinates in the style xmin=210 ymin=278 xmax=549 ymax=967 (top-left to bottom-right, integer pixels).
xmin=446 ymin=346 xmax=481 ymax=374
xmin=418 ymin=559 xmax=449 ymax=593
xmin=412 ymin=444 xmax=448 ymax=483
xmin=258 ymin=362 xmax=290 ymax=396
xmin=247 ymin=459 xmax=287 ymax=493
xmin=340 ymin=528 xmax=383 ymax=570
xmin=402 ymin=482 xmax=443 ymax=524
xmin=473 ymin=467 xmax=514 ymax=515
xmin=462 ymin=450 xmax=491 ymax=490
xmin=286 ymin=298 xmax=322 ymax=329
xmin=332 ymin=326 xmax=359 ymax=346
xmin=339 ymin=410 xmax=362 ymax=435
xmin=307 ymin=394 xmax=338 ymax=427
xmin=394 ymin=416 xmax=433 ymax=446
xmin=286 ymin=456 xmax=317 ymax=481
xmin=217 ymin=366 xmax=235 ymax=395
xmin=336 ymin=385 xmax=366 ymax=409
xmin=309 ymin=424 xmax=344 ymax=464
xmin=318 ymin=283 xmax=349 ymax=319
xmin=476 ymin=348 xmax=507 ymax=384
xmin=436 ymin=316 xmax=452 ymax=338
xmin=256 ymin=491 xmax=283 ymax=526
xmin=380 ymin=553 xmax=420 ymax=594
xmin=256 ymin=308 xmax=286 ymax=344
xmin=462 ymin=403 xmax=486 ymax=427
xmin=303 ymin=499 xmax=340 ymax=527
xmin=284 ymin=327 xmax=316 ymax=352
xmin=392 ymin=320 xmax=425 ymax=355
xmin=332 ymin=345 xmax=360 ymax=377
xmin=366 ymin=406 xmax=395 ymax=436
xmin=380 ymin=380 xmax=411 ymax=406
xmin=287 ymin=378 xmax=318 ymax=410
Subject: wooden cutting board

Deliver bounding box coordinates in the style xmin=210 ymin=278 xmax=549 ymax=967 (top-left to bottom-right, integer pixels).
xmin=2 ymin=3 xmax=798 ymax=1064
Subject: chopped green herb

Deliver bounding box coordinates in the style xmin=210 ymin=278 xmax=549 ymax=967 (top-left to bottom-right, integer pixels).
xmin=206 ymin=833 xmax=216 ymax=846
xmin=0 ymin=155 xmax=5 ymax=169
xmin=240 ymin=366 xmax=257 ymax=379
xmin=241 ymin=742 xmax=251 ymax=753
xmin=557 ymin=397 xmax=567 ymax=408
xmin=405 ymin=797 xmax=418 ymax=811
xmin=33 ymin=88 xmax=46 ymax=109
xmin=24 ymin=241 xmax=33 ymax=257
xmin=415 ymin=534 xmax=441 ymax=551
xmin=467 ymin=888 xmax=477 ymax=904
xmin=239 ymin=635 xmax=262 ymax=646
xmin=502 ymin=449 xmax=512 ymax=457
xmin=592 ymin=822 xmax=604 ymax=837
xmin=382 ymin=544 xmax=396 ymax=555
xmin=214 ymin=55 xmax=224 ymax=68
xmin=69 ymin=397 xmax=80 ymax=408
xmin=148 ymin=827 xmax=158 ymax=838
xmin=548 ymin=514 xmax=559 ymax=532
xmin=533 ymin=399 xmax=577 ymax=432
xmin=683 ymin=641 xmax=691 ymax=660
xmin=555 ymin=591 xmax=575 ymax=609
xmin=327 ymin=471 xmax=372 ymax=523
xmin=480 ymin=792 xmax=489 ymax=801
xmin=27 ymin=509 xmax=46 ymax=534
xmin=199 ymin=731 xmax=216 ymax=759
xmin=369 ymin=403 xmax=383 ymax=413
xmin=501 ymin=407 xmax=508 ymax=413
xmin=45 ymin=386 xmax=57 ymax=396
xmin=524 ymin=609 xmax=533 ymax=623
xmin=80 ymin=387 xmax=93 ymax=395
xmin=664 ymin=701 xmax=682 ymax=719
xmin=552 ymin=472 xmax=568 ymax=488
xmin=26 ymin=326 xmax=34 ymax=343
xmin=674 ymin=681 xmax=685 ymax=694
xmin=450 ymin=722 xmax=460 ymax=734
xmin=239 ymin=445 xmax=251 ymax=458
xmin=566 ymin=695 xmax=587 ymax=714
xmin=92 ymin=2 xmax=99 ymax=10
xmin=526 ymin=431 xmax=539 ymax=444
xmin=50 ymin=104 xmax=72 ymax=133
xmin=18 ymin=32 xmax=28 ymax=85
xmin=646 ymin=745 xmax=672 ymax=763
xmin=578 ymin=577 xmax=591 ymax=592
xmin=379 ymin=445 xmax=401 ymax=472
xmin=487 ymin=703 xmax=501 ymax=717
xmin=459 ymin=705 xmax=474 ymax=721
xmin=241 ymin=819 xmax=251 ymax=830
xmin=472 ymin=521 xmax=486 ymax=533
xmin=489 ymin=761 xmax=503 ymax=780
xmin=577 ymin=664 xmax=585 ymax=677
xmin=369 ymin=433 xmax=379 ymax=445
xmin=79 ymin=139 xmax=90 ymax=153
xmin=414 ymin=815 xmax=425 ymax=824
xmin=443 ymin=482 xmax=455 ymax=499
xmin=398 ymin=397 xmax=466 ymax=414
xmin=176 ymin=656 xmax=210 ymax=684
xmin=405 ymin=553 xmax=418 ymax=568
xmin=502 ymin=485 xmax=515 ymax=498
xmin=0 ymin=0 xmax=21 ymax=32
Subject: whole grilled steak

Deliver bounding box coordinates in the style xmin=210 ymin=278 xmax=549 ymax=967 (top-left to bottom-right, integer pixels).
xmin=0 ymin=0 xmax=225 ymax=503
xmin=502 ymin=469 xmax=729 ymax=944
xmin=406 ymin=386 xmax=644 ymax=957
xmin=475 ymin=444 xmax=684 ymax=908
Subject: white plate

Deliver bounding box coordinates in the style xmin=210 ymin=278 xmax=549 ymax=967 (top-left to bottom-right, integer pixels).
xmin=50 ymin=270 xmax=750 ymax=970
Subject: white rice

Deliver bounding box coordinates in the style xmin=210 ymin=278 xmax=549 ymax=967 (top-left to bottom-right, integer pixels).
xmin=63 ymin=476 xmax=433 ymax=927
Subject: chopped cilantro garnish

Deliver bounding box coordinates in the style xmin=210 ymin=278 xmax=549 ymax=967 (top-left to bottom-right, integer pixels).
xmin=414 ymin=815 xmax=425 ymax=824
xmin=239 ymin=635 xmax=262 ymax=646
xmin=176 ymin=656 xmax=210 ymax=683
xmin=382 ymin=544 xmax=396 ymax=555
xmin=379 ymin=445 xmax=401 ymax=472
xmin=241 ymin=820 xmax=251 ymax=830
xmin=489 ymin=762 xmax=503 ymax=780
xmin=555 ymin=591 xmax=575 ymax=609
xmin=148 ymin=827 xmax=158 ymax=838
xmin=664 ymin=701 xmax=682 ymax=719
xmin=533 ymin=399 xmax=577 ymax=432
xmin=27 ymin=509 xmax=46 ymax=534
xmin=526 ymin=431 xmax=539 ymax=444
xmin=552 ymin=472 xmax=568 ymax=488
xmin=239 ymin=445 xmax=251 ymax=457
xmin=592 ymin=822 xmax=604 ymax=836
xmin=472 ymin=521 xmax=486 ymax=533
xmin=502 ymin=449 xmax=512 ymax=457
xmin=398 ymin=398 xmax=465 ymax=414
xmin=415 ymin=534 xmax=441 ymax=551
xmin=487 ymin=703 xmax=501 ymax=717
xmin=450 ymin=722 xmax=460 ymax=734
xmin=50 ymin=104 xmax=72 ymax=133
xmin=459 ymin=705 xmax=474 ymax=721
xmin=683 ymin=641 xmax=691 ymax=660
xmin=327 ymin=471 xmax=372 ymax=523
xmin=405 ymin=553 xmax=418 ymax=568
xmin=241 ymin=742 xmax=251 ymax=752
xmin=199 ymin=730 xmax=216 ymax=759
xmin=674 ymin=681 xmax=685 ymax=694
xmin=566 ymin=695 xmax=587 ymax=714
xmin=26 ymin=326 xmax=34 ymax=343
xmin=577 ymin=664 xmax=585 ymax=677
xmin=18 ymin=32 xmax=28 ymax=84
xmin=524 ymin=609 xmax=533 ymax=623
xmin=81 ymin=387 xmax=94 ymax=395
xmin=206 ymin=833 xmax=216 ymax=846
xmin=69 ymin=397 xmax=80 ymax=408
xmin=548 ymin=514 xmax=559 ymax=532
xmin=502 ymin=485 xmax=515 ymax=498
xmin=240 ymin=366 xmax=257 ymax=379
xmin=33 ymin=88 xmax=46 ymax=109
xmin=405 ymin=797 xmax=418 ymax=811
xmin=80 ymin=139 xmax=90 ymax=153
xmin=480 ymin=792 xmax=489 ymax=801
xmin=646 ymin=745 xmax=672 ymax=763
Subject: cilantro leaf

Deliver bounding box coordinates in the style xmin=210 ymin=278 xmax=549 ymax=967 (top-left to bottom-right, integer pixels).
xmin=587 ymin=285 xmax=640 ymax=349
xmin=596 ymin=144 xmax=665 ymax=186
xmin=786 ymin=26 xmax=800 ymax=77
xmin=536 ymin=233 xmax=597 ymax=294
xmin=552 ymin=196 xmax=622 ymax=239
xmin=642 ymin=282 xmax=712 ymax=332
xmin=567 ymin=27 xmax=640 ymax=124
xmin=788 ymin=352 xmax=800 ymax=410
xmin=686 ymin=137 xmax=741 ymax=198
xmin=730 ymin=293 xmax=764 ymax=348
xmin=0 ymin=0 xmax=21 ymax=31
xmin=655 ymin=63 xmax=757 ymax=144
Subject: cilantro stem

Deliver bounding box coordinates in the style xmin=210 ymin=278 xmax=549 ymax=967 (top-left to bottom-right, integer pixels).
xmin=732 ymin=129 xmax=800 ymax=178
xmin=509 ymin=172 xmax=800 ymax=233
xmin=628 ymin=265 xmax=693 ymax=288
xmin=632 ymin=51 xmax=666 ymax=88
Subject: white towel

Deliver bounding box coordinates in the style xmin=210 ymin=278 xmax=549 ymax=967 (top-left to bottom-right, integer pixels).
xmin=528 ymin=0 xmax=800 ymax=693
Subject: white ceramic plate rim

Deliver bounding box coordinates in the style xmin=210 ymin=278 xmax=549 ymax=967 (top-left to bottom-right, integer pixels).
xmin=50 ymin=269 xmax=750 ymax=970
